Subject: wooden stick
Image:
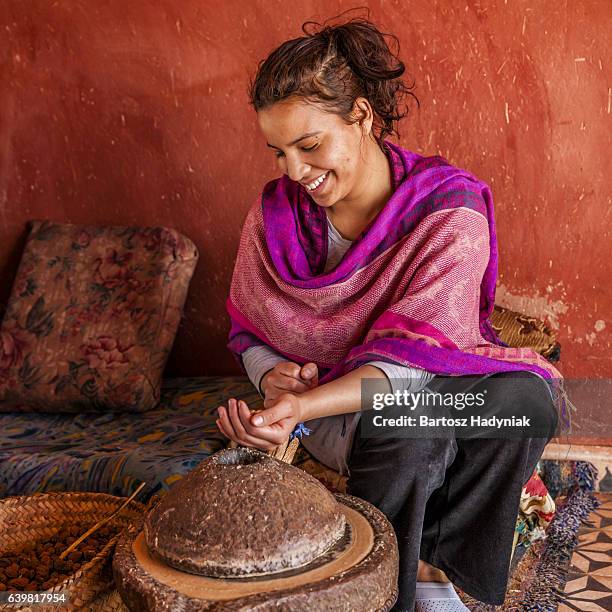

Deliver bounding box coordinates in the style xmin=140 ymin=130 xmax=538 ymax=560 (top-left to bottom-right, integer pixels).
xmin=281 ymin=437 xmax=300 ymax=465
xmin=59 ymin=482 xmax=146 ymax=560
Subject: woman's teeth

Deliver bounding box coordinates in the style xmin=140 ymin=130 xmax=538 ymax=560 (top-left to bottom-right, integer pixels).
xmin=305 ymin=172 xmax=328 ymax=192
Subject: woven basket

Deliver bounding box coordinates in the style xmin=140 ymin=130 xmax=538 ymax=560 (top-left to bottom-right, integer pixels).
xmin=490 ymin=304 xmax=560 ymax=360
xmin=0 ymin=492 xmax=145 ymax=611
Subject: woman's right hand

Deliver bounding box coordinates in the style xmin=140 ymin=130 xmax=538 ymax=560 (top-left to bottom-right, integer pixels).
xmin=260 ymin=361 xmax=318 ymax=408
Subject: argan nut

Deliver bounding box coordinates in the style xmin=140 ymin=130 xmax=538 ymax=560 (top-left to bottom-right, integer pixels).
xmin=9 ymin=576 xmax=29 ymax=589
xmin=5 ymin=564 xmax=18 ymax=578
xmin=68 ymin=551 xmax=82 ymax=563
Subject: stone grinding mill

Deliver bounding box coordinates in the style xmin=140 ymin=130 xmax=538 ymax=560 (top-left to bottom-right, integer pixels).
xmin=113 ymin=447 xmax=399 ymax=610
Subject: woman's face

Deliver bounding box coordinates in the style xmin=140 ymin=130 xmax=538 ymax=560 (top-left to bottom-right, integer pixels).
xmin=257 ymin=97 xmax=369 ymax=208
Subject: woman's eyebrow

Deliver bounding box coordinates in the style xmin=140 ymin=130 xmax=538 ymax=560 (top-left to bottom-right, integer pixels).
xmin=266 ymin=131 xmax=321 ymax=148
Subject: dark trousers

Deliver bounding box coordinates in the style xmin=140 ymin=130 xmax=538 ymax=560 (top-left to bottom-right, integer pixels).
xmin=347 ymin=372 xmax=558 ymax=611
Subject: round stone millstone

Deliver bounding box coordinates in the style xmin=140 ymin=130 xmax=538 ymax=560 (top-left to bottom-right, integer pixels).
xmin=144 ymin=448 xmax=346 ymax=577
xmin=113 ymin=493 xmax=399 ymax=611
xmin=114 ymin=447 xmax=399 ymax=610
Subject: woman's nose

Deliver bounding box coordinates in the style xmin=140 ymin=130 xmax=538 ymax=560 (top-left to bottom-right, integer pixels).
xmin=284 ymin=154 xmax=311 ymax=183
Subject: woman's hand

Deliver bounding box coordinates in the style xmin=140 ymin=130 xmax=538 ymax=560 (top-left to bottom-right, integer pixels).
xmin=216 ymin=393 xmax=305 ymax=451
xmin=261 ymin=361 xmax=318 ymax=408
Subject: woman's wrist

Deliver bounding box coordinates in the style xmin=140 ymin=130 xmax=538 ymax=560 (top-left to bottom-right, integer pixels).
xmin=294 ymin=364 xmax=389 ymax=422
xmin=269 ymin=391 xmax=309 ymax=425
xmin=259 ymin=368 xmax=274 ymax=395
xmin=294 ymin=391 xmax=313 ymax=422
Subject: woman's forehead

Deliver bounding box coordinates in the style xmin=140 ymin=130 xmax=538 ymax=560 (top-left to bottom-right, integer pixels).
xmin=257 ymin=99 xmax=339 ymax=145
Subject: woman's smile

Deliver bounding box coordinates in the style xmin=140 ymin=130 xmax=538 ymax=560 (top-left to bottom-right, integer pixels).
xmin=303 ymin=171 xmax=330 ymax=194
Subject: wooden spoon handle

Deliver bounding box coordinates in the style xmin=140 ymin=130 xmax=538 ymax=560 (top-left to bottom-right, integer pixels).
xmin=59 ymin=481 xmax=146 ymax=560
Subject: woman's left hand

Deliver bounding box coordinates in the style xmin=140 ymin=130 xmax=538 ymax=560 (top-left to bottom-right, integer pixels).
xmin=216 ymin=393 xmax=305 ymax=451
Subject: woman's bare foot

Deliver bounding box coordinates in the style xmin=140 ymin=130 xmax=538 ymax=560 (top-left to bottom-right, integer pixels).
xmin=417 ymin=560 xmax=450 ymax=583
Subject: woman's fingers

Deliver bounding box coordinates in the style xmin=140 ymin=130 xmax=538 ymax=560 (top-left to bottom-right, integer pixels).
xmin=238 ymin=400 xmax=282 ymax=444
xmin=263 ymin=363 xmax=317 ymax=405
xmin=277 ymin=362 xmax=302 ymax=378
xmin=217 ymin=404 xmax=239 ymax=442
xmin=275 ymin=363 xmax=311 ymax=389
xmin=301 ymin=362 xmax=319 ymax=387
xmin=218 ymin=393 xmax=298 ymax=448
xmin=230 ymin=400 xmax=271 ymax=447
xmin=251 ymin=399 xmax=293 ymax=427
xmin=218 ymin=400 xmax=276 ymax=449
xmin=300 ymin=362 xmax=317 ymax=379
xmin=249 ymin=418 xmax=294 ymax=444
xmin=268 ymin=373 xmax=310 ymax=393
xmin=216 ymin=418 xmax=233 ymax=441
xmin=224 ymin=399 xmax=277 ymax=450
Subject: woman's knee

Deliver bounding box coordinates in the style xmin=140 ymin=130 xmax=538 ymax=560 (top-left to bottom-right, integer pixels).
xmin=348 ymin=436 xmax=456 ymax=500
xmin=488 ymin=372 xmax=558 ymax=439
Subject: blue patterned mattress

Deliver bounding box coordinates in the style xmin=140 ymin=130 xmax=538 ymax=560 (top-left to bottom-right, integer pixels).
xmin=0 ymin=377 xmax=261 ymax=500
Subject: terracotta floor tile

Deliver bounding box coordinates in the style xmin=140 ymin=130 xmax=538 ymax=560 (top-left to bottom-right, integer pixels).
xmin=557 ymin=601 xmax=610 ymax=611
xmin=581 ymin=542 xmax=612 ymax=552
xmin=577 ymin=531 xmax=602 ymax=544
xmin=597 ymin=500 xmax=612 ymax=510
xmin=564 ymin=575 xmax=589 ymax=593
xmin=570 ymin=563 xmax=612 ymax=578
xmin=587 ymin=575 xmax=612 ymax=590
xmin=568 ymin=548 xmax=612 ymax=578
xmin=570 ymin=554 xmax=592 ymax=573
xmin=581 ymin=516 xmax=603 ymax=529
xmin=579 ymin=551 xmax=611 ymax=563
xmin=568 ymin=590 xmax=609 ymax=601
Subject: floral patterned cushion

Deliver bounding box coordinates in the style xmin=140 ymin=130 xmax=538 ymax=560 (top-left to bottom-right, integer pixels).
xmin=0 ymin=221 xmax=198 ymax=412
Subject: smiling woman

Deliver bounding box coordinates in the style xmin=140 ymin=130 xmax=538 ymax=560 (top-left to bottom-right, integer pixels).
xmin=218 ymin=14 xmax=565 ymax=612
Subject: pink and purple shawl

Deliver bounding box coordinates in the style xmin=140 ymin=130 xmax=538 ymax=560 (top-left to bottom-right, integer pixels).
xmin=227 ymin=141 xmax=570 ymax=431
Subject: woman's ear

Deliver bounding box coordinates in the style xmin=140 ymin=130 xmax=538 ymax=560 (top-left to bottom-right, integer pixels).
xmin=351 ymin=98 xmax=374 ymax=136
xmin=352 ymin=97 xmax=374 ymax=134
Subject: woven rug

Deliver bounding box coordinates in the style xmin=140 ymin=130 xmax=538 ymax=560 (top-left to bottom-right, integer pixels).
xmin=459 ymin=461 xmax=603 ymax=611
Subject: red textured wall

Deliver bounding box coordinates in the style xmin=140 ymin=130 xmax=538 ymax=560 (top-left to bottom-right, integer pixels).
xmin=0 ymin=3 xmax=610 ymax=396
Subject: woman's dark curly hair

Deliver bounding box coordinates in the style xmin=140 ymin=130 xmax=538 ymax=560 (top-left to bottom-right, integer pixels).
xmin=249 ymin=11 xmax=418 ymax=147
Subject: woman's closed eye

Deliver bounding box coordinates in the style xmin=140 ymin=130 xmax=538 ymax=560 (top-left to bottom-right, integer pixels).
xmin=274 ymin=144 xmax=318 ymax=158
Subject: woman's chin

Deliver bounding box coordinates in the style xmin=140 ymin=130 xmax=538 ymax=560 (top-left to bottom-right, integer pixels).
xmin=310 ymin=186 xmax=337 ymax=207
